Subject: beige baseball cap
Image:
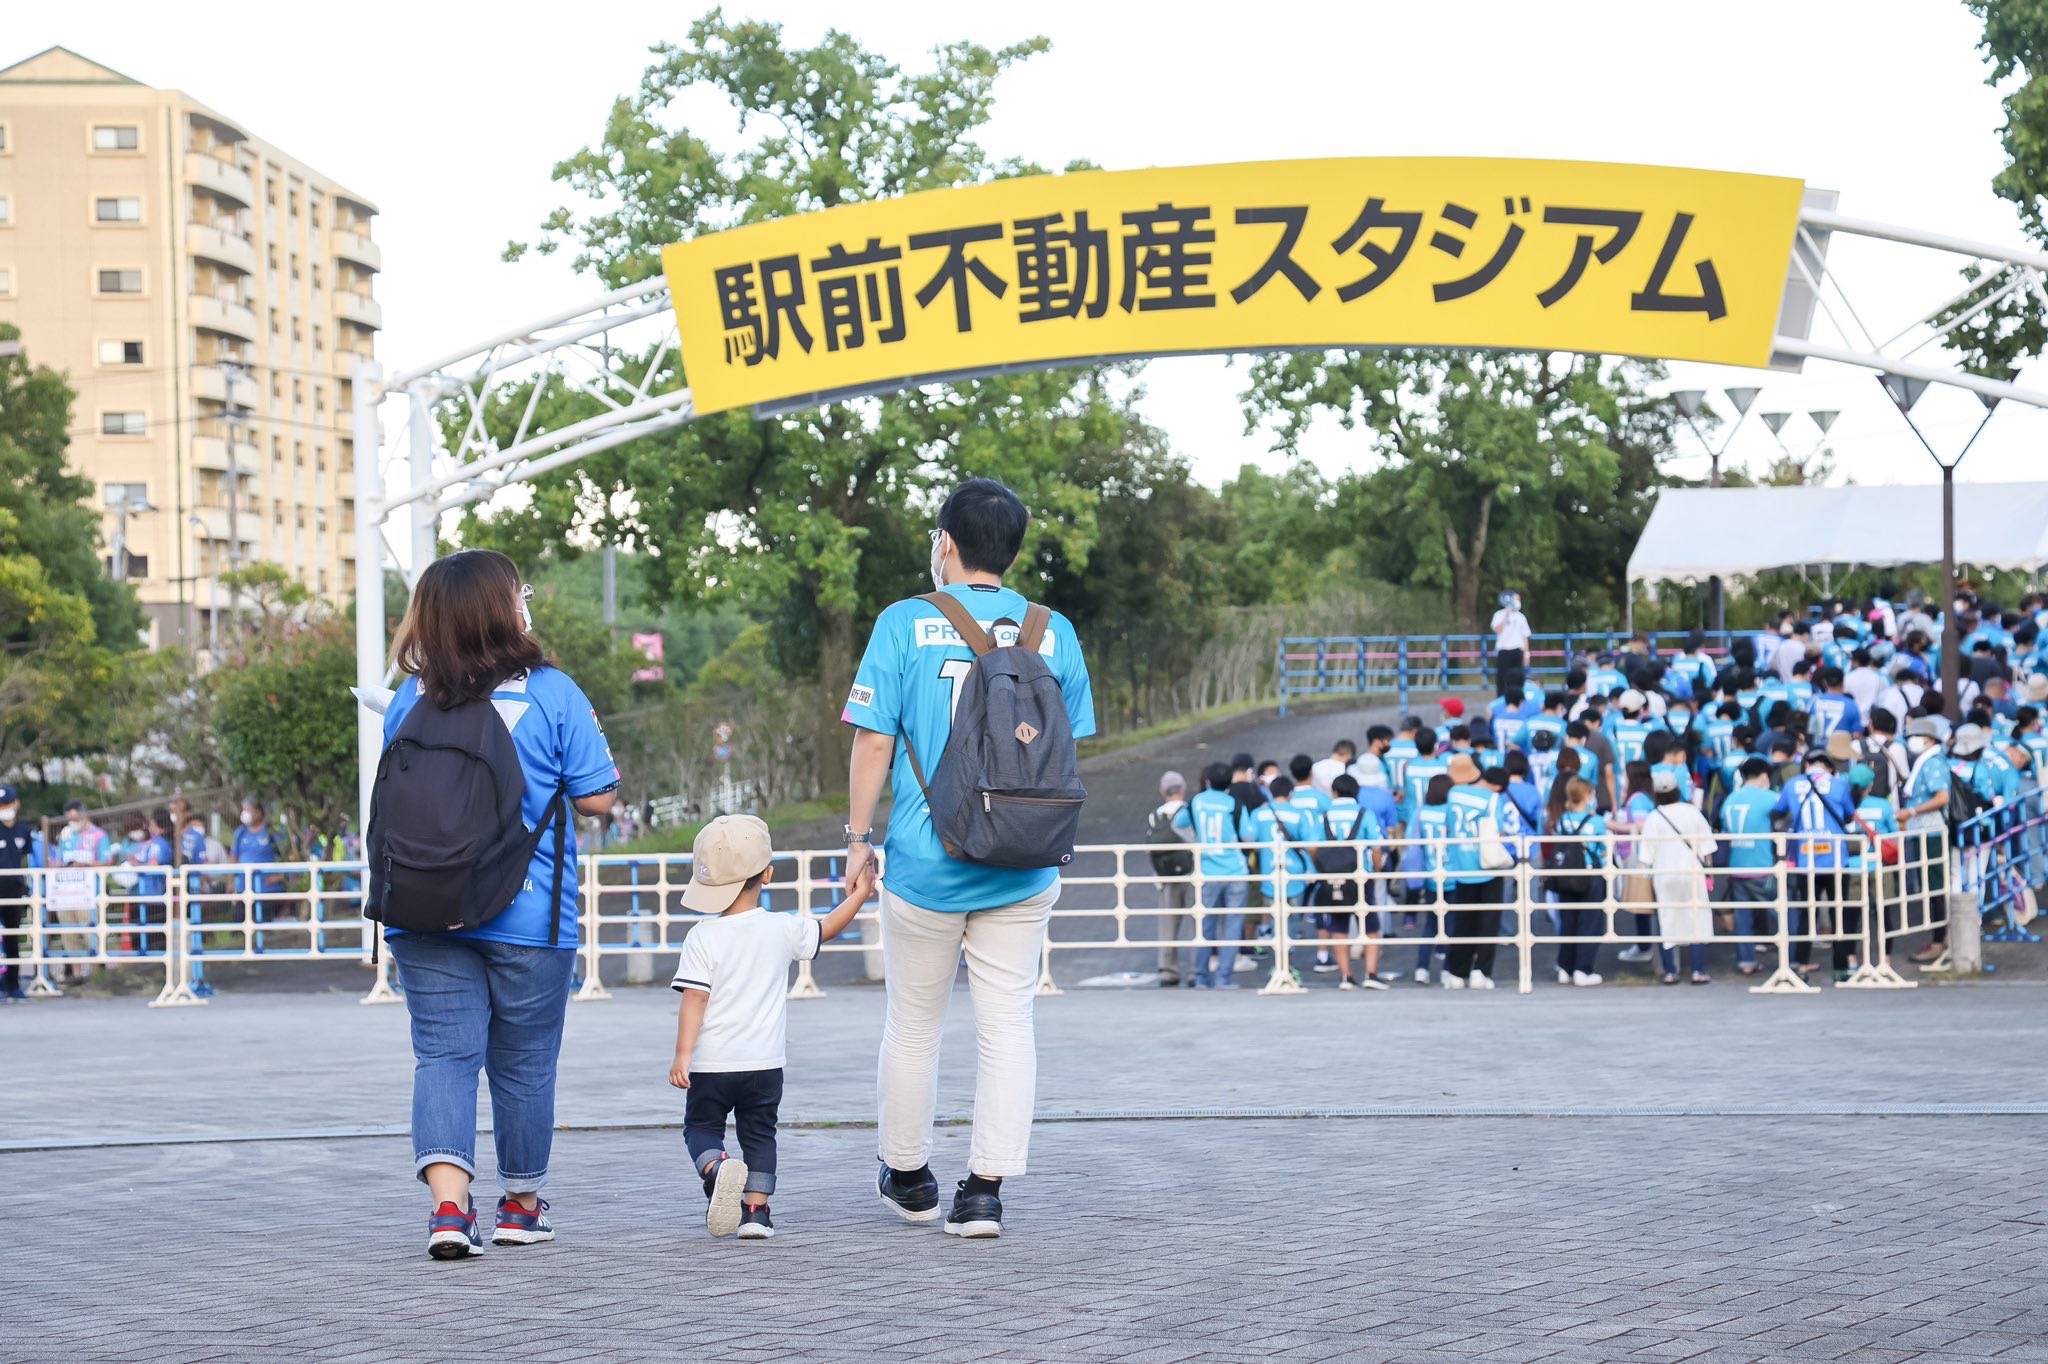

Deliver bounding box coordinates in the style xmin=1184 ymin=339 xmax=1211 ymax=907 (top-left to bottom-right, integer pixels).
xmin=681 ymin=815 xmax=774 ymax=913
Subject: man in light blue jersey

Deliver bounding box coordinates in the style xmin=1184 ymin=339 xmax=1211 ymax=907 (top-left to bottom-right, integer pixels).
xmin=847 ymin=479 xmax=1096 ymax=1236
xmin=1607 ymin=690 xmax=1656 ymax=769
xmin=1250 ymin=777 xmax=1316 ymax=962
xmin=1174 ymin=763 xmax=1252 ymax=989
xmin=1669 ymin=632 xmax=1718 ymax=702
xmin=1400 ymin=727 xmax=1451 ymax=832
xmin=1518 ymin=691 xmax=1568 ymax=755
xmin=1441 ymin=756 xmax=1518 ymax=989
xmin=1719 ymin=758 xmax=1779 ymax=975
xmin=1587 ymin=655 xmax=1628 ymax=699
xmin=1314 ymin=775 xmax=1388 ymax=989
xmin=1385 ymin=721 xmax=1421 ymax=802
xmin=1808 ymin=666 xmax=1863 ymax=743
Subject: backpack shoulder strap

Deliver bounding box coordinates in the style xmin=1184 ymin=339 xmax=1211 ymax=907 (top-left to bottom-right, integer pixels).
xmin=919 ymin=592 xmax=994 ymax=657
xmin=1018 ymin=602 xmax=1052 ymax=654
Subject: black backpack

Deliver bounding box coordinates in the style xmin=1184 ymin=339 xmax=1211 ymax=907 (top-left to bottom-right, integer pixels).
xmin=1146 ymin=805 xmax=1194 ymax=878
xmin=1542 ymin=813 xmax=1596 ymax=896
xmin=902 ymin=592 xmax=1086 ymax=869
xmin=1312 ymin=810 xmax=1371 ymax=906
xmin=1948 ymin=762 xmax=1992 ymax=839
xmin=1857 ymin=738 xmax=1898 ymax=802
xmin=366 ymin=691 xmax=569 ymax=949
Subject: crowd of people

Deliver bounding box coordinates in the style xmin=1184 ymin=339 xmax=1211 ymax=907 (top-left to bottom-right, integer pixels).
xmin=1146 ymin=587 xmax=2048 ymax=991
xmin=0 ymin=789 xmax=360 ymax=997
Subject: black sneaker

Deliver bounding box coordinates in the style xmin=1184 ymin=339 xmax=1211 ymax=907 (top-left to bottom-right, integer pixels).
xmin=737 ymin=1204 xmax=775 ymax=1240
xmin=878 ymin=1163 xmax=940 ymax=1223
xmin=942 ymin=1181 xmax=1002 ymax=1239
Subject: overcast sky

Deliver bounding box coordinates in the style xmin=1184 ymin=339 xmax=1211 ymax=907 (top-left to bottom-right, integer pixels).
xmin=15 ymin=0 xmax=2046 ymax=490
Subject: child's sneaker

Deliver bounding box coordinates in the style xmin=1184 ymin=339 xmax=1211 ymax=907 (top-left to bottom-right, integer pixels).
xmin=492 ymin=1196 xmax=554 ymax=1246
xmin=426 ymin=1199 xmax=483 ymax=1260
xmin=738 ymin=1204 xmax=775 ymax=1240
xmin=704 ymin=1155 xmax=749 ymax=1238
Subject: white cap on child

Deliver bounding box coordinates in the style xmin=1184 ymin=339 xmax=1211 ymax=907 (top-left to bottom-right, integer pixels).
xmin=682 ymin=814 xmax=775 ymax=914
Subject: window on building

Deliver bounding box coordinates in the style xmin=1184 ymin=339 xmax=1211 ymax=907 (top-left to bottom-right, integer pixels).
xmin=317 ymin=567 xmax=328 ymax=594
xmin=290 ymin=253 xmax=300 ymax=282
xmin=293 ymin=441 xmax=305 ymax=467
xmin=310 ymin=262 xmax=321 ymax=291
xmin=0 ymin=267 xmax=11 ymax=295
xmin=103 ymin=553 xmax=149 ymax=579
xmin=268 ymin=307 xmax=279 ymax=335
xmin=97 ymin=340 xmax=145 ymax=366
xmin=98 ymin=268 xmax=143 ymax=293
xmin=287 ymin=189 xmax=299 ymax=217
xmin=292 ymin=379 xmax=303 ymax=406
xmin=0 ymin=196 xmax=10 ymax=224
xmin=92 ymin=125 xmax=140 ymax=152
xmin=311 ymin=325 xmax=323 ymax=353
xmin=94 ymin=197 xmax=142 ymax=223
xmin=266 ymin=244 xmax=278 ymax=272
xmin=291 ymin=319 xmax=301 ymax=344
xmin=104 ymin=481 xmax=148 ymax=506
xmin=270 ymin=373 xmax=282 ymax=399
xmin=102 ymin=412 xmax=147 ymax=436
xmin=266 ymin=179 xmax=278 ymax=208
xmin=0 ymin=125 xmax=9 ymax=152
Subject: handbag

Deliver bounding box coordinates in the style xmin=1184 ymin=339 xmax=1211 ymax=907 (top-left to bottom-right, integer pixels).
xmin=1477 ymin=814 xmax=1514 ymax=871
xmin=1850 ymin=810 xmax=1902 ymax=866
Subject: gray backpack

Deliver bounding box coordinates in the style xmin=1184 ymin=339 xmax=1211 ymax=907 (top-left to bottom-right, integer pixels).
xmin=901 ymin=592 xmax=1087 ymax=869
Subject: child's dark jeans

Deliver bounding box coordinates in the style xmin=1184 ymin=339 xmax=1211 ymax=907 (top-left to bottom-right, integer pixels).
xmin=685 ymin=1067 xmax=783 ymax=1195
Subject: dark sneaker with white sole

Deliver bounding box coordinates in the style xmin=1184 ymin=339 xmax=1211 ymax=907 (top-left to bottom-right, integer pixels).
xmin=427 ymin=1199 xmax=483 ymax=1260
xmin=705 ymin=1156 xmax=749 ymax=1238
xmin=943 ymin=1181 xmax=1003 ymax=1239
xmin=492 ymin=1196 xmax=554 ymax=1246
xmin=878 ymin=1163 xmax=941 ymax=1223
xmin=737 ymin=1204 xmax=775 ymax=1240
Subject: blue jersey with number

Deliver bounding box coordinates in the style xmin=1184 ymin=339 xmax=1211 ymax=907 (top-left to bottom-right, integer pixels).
xmin=1774 ymin=775 xmax=1857 ymax=870
xmin=1719 ymin=784 xmax=1778 ymax=871
xmin=846 ymin=584 xmax=1096 ymax=913
xmin=1808 ymin=692 xmax=1863 ymax=742
xmin=1401 ymin=755 xmax=1451 ymax=829
xmin=1175 ymin=788 xmax=1249 ymax=878
xmin=385 ymin=666 xmax=618 ymax=946
xmin=1250 ymin=801 xmax=1316 ymax=902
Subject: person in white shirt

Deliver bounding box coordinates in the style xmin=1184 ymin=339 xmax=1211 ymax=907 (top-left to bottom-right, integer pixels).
xmin=1491 ymin=591 xmax=1532 ymax=696
xmin=1842 ymin=648 xmax=1885 ymax=720
xmin=1310 ymin=740 xmax=1357 ymax=795
xmin=670 ymin=815 xmax=874 ymax=1241
xmin=1877 ymin=661 xmax=1927 ymax=730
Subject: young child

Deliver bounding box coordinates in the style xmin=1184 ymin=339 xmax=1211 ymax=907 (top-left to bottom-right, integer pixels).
xmin=669 ymin=815 xmax=875 ymax=1240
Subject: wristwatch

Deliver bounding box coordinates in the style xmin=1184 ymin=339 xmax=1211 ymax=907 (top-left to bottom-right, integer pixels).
xmin=845 ymin=826 xmax=874 ymax=844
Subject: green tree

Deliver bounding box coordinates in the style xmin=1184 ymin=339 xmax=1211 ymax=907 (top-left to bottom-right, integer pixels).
xmin=210 ymin=566 xmax=356 ymax=848
xmin=491 ymin=13 xmax=1135 ymax=786
xmin=1945 ymin=1 xmax=2048 ymax=373
xmin=1242 ymin=350 xmax=1648 ymax=632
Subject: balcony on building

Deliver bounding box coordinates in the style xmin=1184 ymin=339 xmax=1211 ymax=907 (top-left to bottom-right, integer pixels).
xmin=187 ymin=220 xmax=257 ymax=276
xmin=190 ymin=366 xmax=260 ymax=409
xmin=192 ymin=418 xmax=260 ymax=473
xmin=189 ymin=504 xmax=259 ymax=548
xmin=183 ymin=152 xmax=254 ymax=209
xmin=334 ymin=290 xmax=382 ymax=331
xmin=334 ymin=348 xmax=375 ymax=378
xmin=332 ymin=229 xmax=381 ymax=273
xmin=190 ymin=293 xmax=259 ymax=342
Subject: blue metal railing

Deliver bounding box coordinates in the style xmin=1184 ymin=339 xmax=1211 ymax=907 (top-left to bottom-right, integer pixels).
xmin=1275 ymin=630 xmax=1746 ymax=716
xmin=1953 ymin=789 xmax=2047 ymax=946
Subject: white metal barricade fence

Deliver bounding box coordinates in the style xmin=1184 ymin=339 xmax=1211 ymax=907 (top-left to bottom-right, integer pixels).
xmin=0 ymin=828 xmax=2014 ymax=1005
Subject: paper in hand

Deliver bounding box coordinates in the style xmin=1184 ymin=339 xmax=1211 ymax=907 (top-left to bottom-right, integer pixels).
xmin=351 ymin=686 xmax=396 ymax=715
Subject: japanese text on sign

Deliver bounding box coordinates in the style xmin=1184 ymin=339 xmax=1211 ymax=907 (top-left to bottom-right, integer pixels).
xmin=662 ymin=157 xmax=1807 ymax=415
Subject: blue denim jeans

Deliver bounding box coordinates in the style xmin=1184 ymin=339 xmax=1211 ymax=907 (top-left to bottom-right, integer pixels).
xmin=388 ymin=933 xmax=576 ymax=1193
xmin=1195 ymin=878 xmax=1248 ymax=986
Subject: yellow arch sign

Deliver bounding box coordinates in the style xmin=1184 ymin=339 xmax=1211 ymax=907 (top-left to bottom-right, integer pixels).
xmin=662 ymin=157 xmax=1805 ymax=416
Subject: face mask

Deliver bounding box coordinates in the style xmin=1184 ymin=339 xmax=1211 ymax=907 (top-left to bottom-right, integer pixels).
xmin=240 ymin=810 xmax=256 ymax=827
xmin=929 ymin=530 xmax=949 ymax=592
xmin=0 ymin=807 xmax=14 ymax=824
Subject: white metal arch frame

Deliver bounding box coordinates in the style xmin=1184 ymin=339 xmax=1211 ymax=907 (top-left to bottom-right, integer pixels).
xmin=350 ymin=203 xmax=2048 ymax=820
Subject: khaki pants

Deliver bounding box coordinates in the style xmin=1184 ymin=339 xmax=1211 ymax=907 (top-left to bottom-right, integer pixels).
xmin=877 ymin=881 xmax=1056 ymax=1179
xmin=1155 ymin=880 xmax=1195 ymax=976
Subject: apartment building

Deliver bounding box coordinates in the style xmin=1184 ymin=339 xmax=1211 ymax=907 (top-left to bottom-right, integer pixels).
xmin=0 ymin=46 xmax=378 ymax=649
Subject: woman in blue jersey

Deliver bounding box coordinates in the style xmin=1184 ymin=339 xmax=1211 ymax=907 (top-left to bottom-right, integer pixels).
xmin=380 ymin=549 xmax=620 ymax=1260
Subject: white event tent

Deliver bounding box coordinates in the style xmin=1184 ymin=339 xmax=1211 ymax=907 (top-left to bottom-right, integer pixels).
xmin=1625 ymin=483 xmax=2048 ymax=627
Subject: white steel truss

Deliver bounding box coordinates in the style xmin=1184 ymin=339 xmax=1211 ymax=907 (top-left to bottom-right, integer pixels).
xmin=351 ymin=204 xmax=2048 ymax=820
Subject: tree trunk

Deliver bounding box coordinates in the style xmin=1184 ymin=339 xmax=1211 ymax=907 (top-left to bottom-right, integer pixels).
xmin=814 ymin=602 xmax=856 ymax=798
xmin=1443 ymin=489 xmax=1494 ymax=634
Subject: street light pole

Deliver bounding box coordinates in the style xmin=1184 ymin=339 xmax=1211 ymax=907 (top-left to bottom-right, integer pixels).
xmin=1670 ymin=386 xmax=1761 ymax=631
xmin=1879 ymin=374 xmax=1998 ymax=721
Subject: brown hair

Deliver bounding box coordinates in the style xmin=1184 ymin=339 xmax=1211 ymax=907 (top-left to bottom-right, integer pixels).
xmin=390 ymin=549 xmax=546 ymax=707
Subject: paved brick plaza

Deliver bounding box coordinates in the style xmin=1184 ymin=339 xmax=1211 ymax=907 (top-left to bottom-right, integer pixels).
xmin=9 ymin=985 xmax=2048 ymax=1362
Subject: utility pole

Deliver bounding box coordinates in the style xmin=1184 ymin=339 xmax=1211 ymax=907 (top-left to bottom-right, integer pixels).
xmin=602 ymin=543 xmax=618 ymax=633
xmin=189 ymin=514 xmax=218 ymax=658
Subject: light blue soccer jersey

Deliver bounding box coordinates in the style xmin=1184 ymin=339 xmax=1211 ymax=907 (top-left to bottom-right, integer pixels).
xmin=1175 ymin=788 xmax=1250 ymax=878
xmin=1809 ymin=692 xmax=1863 ymax=741
xmin=845 ymin=584 xmax=1096 ymax=913
xmin=1445 ymin=785 xmax=1517 ymax=884
xmin=1250 ymin=799 xmax=1316 ymax=903
xmin=383 ymin=667 xmax=618 ymax=947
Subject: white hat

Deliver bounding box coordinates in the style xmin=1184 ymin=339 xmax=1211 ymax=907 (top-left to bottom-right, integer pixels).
xmin=1650 ymin=767 xmax=1680 ymax=794
xmin=1950 ymin=724 xmax=1990 ymax=758
xmin=1618 ymin=688 xmax=1646 ymax=713
xmin=2025 ymin=675 xmax=2048 ymax=703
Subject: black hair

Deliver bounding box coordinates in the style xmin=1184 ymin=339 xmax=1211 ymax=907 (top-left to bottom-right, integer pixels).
xmin=1204 ymin=762 xmax=1232 ymax=792
xmin=1289 ymin=754 xmax=1314 ymax=782
xmin=1869 ymin=709 xmax=1896 ymax=734
xmin=1504 ymin=750 xmax=1529 ymax=777
xmin=1269 ymin=776 xmax=1295 ymax=799
xmin=1565 ymin=720 xmax=1588 ymax=740
xmin=1330 ymin=773 xmax=1360 ymax=799
xmin=1231 ymin=752 xmax=1255 ymax=772
xmin=1642 ymin=730 xmax=1672 ymax=763
xmin=1424 ymin=774 xmax=1452 ymax=806
xmin=1503 ymin=687 xmax=1524 ymax=706
xmin=1365 ymin=724 xmax=1393 ymax=744
xmin=2018 ymin=706 xmax=2041 ymax=732
xmin=1543 ymin=691 xmax=1568 ymax=710
xmin=1740 ymin=756 xmax=1772 ymax=781
xmin=1565 ymin=667 xmax=1588 ymax=691
xmin=64 ymin=799 xmax=86 ymax=814
xmin=1256 ymin=759 xmax=1281 ymax=778
xmin=1447 ymin=724 xmax=1471 ymax=744
xmin=1480 ymin=765 xmax=1510 ymax=789
xmin=1530 ymin=729 xmax=1557 ymax=751
xmin=1413 ymin=726 xmax=1438 ymax=756
xmin=937 ymin=478 xmax=1029 ymax=574
xmin=1334 ymin=739 xmax=1358 ymax=758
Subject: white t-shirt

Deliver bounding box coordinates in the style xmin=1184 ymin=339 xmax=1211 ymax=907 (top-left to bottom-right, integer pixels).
xmin=1309 ymin=756 xmax=1347 ymax=794
xmin=1843 ymin=666 xmax=1884 ymax=718
xmin=671 ymin=908 xmax=822 ymax=1073
xmin=1491 ymin=609 xmax=1531 ymax=653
